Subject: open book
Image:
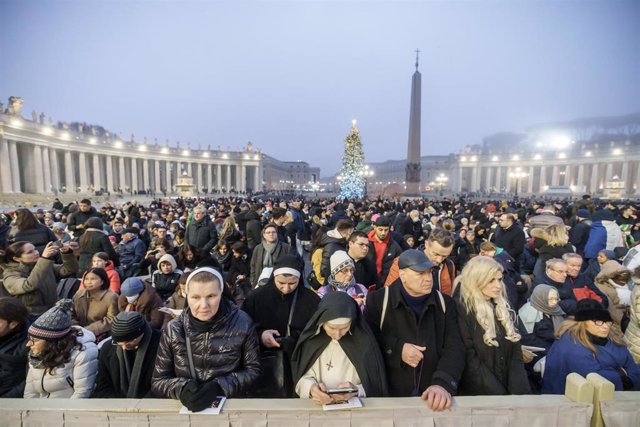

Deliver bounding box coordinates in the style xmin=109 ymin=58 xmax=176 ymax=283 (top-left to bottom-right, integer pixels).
xmin=323 ymin=397 xmax=362 ymax=411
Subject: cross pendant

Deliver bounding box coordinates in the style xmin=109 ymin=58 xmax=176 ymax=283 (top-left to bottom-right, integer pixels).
xmin=326 ymin=361 xmax=333 ymax=371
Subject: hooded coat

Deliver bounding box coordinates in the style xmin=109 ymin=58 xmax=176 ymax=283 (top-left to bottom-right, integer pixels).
xmin=150 ymin=254 xmax=182 ymax=301
xmin=292 ymin=292 xmax=388 ymax=398
xmin=624 ymin=285 xmax=640 ymax=363
xmin=584 ymin=210 xmax=624 ymax=259
xmin=72 ymin=288 xmax=119 ymax=337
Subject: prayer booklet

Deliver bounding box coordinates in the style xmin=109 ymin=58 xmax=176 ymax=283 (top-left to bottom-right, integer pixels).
xmin=323 ymin=397 xmax=363 ymax=411
xmin=521 ymin=345 xmax=546 ymax=353
xmin=179 ymin=397 xmax=226 ymax=415
xmin=159 ymin=307 xmax=183 ymax=317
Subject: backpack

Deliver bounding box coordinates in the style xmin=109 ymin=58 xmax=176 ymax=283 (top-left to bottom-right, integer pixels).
xmin=57 ymin=277 xmax=81 ymax=300
xmin=306 ymin=247 xmax=326 ymax=290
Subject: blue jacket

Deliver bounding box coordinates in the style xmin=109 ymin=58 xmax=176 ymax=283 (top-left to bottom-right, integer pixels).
xmin=542 ymin=332 xmax=640 ymax=394
xmin=119 ymin=236 xmax=146 ymax=269
xmin=584 ymin=221 xmax=607 ymax=260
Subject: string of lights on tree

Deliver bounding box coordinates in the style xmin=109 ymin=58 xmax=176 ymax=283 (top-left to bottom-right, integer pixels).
xmin=338 ymin=120 xmax=365 ymax=200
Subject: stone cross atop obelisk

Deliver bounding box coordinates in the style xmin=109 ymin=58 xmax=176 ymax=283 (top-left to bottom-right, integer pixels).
xmin=405 ymin=49 xmax=422 ymax=196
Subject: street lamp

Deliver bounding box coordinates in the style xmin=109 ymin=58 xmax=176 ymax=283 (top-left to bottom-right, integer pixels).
xmin=508 ymin=167 xmax=528 ymax=197
xmin=359 ymin=165 xmax=374 ymax=198
xmin=435 ymin=173 xmax=448 ymax=196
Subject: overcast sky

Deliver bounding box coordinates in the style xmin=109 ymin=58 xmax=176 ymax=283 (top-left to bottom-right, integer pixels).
xmin=1 ymin=0 xmax=639 ymax=177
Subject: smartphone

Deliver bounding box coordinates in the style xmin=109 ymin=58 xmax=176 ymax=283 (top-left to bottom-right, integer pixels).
xmin=52 ymin=240 xmax=63 ymax=248
xmin=274 ymin=336 xmax=285 ymax=343
xmin=326 ymin=387 xmax=359 ymax=395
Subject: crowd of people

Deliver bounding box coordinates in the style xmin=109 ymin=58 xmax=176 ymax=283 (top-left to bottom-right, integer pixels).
xmin=1 ymin=193 xmax=640 ymax=411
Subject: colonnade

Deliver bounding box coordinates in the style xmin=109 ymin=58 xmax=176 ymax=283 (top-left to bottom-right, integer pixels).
xmin=0 ymin=116 xmax=262 ymax=195
xmin=452 ymin=155 xmax=640 ymax=196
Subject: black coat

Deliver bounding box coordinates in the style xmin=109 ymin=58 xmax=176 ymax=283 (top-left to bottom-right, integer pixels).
xmin=353 ymin=256 xmax=379 ymax=290
xmin=78 ymin=230 xmax=120 ymax=273
xmin=456 ymin=302 xmax=531 ymax=395
xmin=0 ymin=323 xmax=28 ymax=398
xmin=185 ymin=216 xmax=218 ymax=253
xmin=67 ymin=207 xmax=102 ymax=236
xmin=151 ymin=299 xmax=261 ymax=398
xmin=9 ymin=224 xmax=57 ymax=254
xmin=245 ymin=212 xmax=263 ymax=250
xmin=569 ymin=220 xmax=591 ymax=253
xmin=491 ymin=222 xmax=526 ymax=261
xmin=366 ymin=235 xmax=403 ymax=285
xmin=318 ymin=231 xmax=347 ymax=280
xmin=364 ymin=280 xmax=466 ymax=396
xmin=243 ymin=281 xmax=320 ymax=397
xmin=91 ymin=327 xmax=161 ymax=398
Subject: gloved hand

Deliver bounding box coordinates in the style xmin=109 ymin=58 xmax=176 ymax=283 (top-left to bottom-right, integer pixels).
xmin=180 ymin=379 xmax=224 ymax=412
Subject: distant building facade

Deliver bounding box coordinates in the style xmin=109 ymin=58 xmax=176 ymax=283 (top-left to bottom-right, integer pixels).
xmin=0 ymin=99 xmax=320 ymax=195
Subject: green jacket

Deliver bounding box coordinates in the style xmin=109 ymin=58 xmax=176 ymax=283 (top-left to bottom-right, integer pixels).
xmin=2 ymin=253 xmax=78 ymax=315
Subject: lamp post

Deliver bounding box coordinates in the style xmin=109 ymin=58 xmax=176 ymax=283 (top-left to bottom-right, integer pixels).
xmin=509 ymin=167 xmax=528 ymax=197
xmin=359 ymin=165 xmax=374 ymax=198
xmin=435 ymin=173 xmax=448 ymax=197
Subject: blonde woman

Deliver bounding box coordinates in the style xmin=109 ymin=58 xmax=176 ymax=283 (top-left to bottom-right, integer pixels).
xmin=532 ymin=223 xmax=574 ymax=280
xmin=219 ymin=216 xmax=241 ymax=245
xmin=456 ymin=256 xmax=531 ymax=395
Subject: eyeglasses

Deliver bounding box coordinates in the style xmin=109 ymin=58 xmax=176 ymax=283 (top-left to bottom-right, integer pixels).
xmin=593 ymin=320 xmax=613 ymax=327
xmin=550 ymin=269 xmax=568 ymax=275
xmin=354 ymin=242 xmax=369 ymax=248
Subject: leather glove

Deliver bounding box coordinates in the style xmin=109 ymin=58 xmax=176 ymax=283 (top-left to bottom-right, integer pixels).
xmin=179 ymin=380 xmax=200 ymax=411
xmin=181 ymin=380 xmax=224 ymax=412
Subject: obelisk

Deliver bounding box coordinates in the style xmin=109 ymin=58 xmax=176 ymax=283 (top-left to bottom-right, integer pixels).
xmin=405 ymin=49 xmax=422 ymax=196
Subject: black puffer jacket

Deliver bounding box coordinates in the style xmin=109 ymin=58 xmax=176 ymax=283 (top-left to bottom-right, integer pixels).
xmin=0 ymin=323 xmax=29 ymax=398
xmin=151 ymin=299 xmax=261 ymax=398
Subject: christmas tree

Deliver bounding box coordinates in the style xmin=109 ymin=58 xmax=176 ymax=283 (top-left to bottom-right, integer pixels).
xmin=338 ymin=120 xmax=365 ymax=200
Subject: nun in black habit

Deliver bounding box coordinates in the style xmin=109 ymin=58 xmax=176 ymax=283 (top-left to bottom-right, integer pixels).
xmin=291 ymin=291 xmax=388 ymax=404
xmin=243 ymin=254 xmax=320 ymax=397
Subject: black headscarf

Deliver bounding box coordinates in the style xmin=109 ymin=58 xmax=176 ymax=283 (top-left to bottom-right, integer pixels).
xmin=290 ymin=292 xmax=388 ymax=397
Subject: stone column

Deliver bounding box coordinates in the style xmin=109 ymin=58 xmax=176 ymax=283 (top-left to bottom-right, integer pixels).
xmin=187 ymin=162 xmax=193 ymax=177
xmin=9 ymin=141 xmax=21 ymax=192
xmin=143 ymin=159 xmax=150 ymax=192
xmin=527 ymin=166 xmax=534 ymax=194
xmin=226 ymin=165 xmax=232 ymax=192
xmin=0 ymin=139 xmax=13 ymax=193
xmin=254 ymin=165 xmax=261 ymax=192
xmin=564 ymin=164 xmax=572 ymax=187
xmin=165 ymin=161 xmax=172 ymax=192
xmin=197 ymin=164 xmax=204 ymax=191
xmin=31 ymin=145 xmax=44 ymax=193
xmin=65 ymin=150 xmax=74 ymax=191
xmin=42 ymin=147 xmax=52 ymax=193
xmin=240 ymin=164 xmax=247 ymax=192
xmin=50 ymin=148 xmax=60 ymax=192
xmin=217 ymin=164 xmax=222 ymax=190
xmin=484 ymin=167 xmax=492 ymax=192
xmin=577 ymin=164 xmax=585 ymax=190
xmin=621 ymin=162 xmax=630 ymax=195
xmin=539 ymin=166 xmax=546 ymax=191
xmin=505 ymin=167 xmax=513 ymax=193
xmin=495 ymin=167 xmax=502 ymax=192
xmin=92 ymin=154 xmax=101 ymax=191
xmin=590 ymin=164 xmax=599 ymax=193
xmin=469 ymin=167 xmax=478 ymax=192
xmin=207 ymin=164 xmax=213 ymax=191
xmin=78 ymin=152 xmax=88 ymax=192
xmin=551 ymin=165 xmax=559 ymax=186
xmin=154 ymin=160 xmax=161 ymax=193
xmin=131 ymin=158 xmax=139 ymax=192
xmin=605 ymin=163 xmax=613 ymax=183
xmin=119 ymin=157 xmax=126 ymax=191
xmin=635 ymin=167 xmax=640 ymax=195
xmin=106 ymin=155 xmax=114 ymax=193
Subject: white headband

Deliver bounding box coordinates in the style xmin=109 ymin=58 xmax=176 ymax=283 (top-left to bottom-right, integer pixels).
xmin=273 ymin=267 xmax=301 ymax=278
xmin=186 ymin=267 xmax=225 ymax=291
